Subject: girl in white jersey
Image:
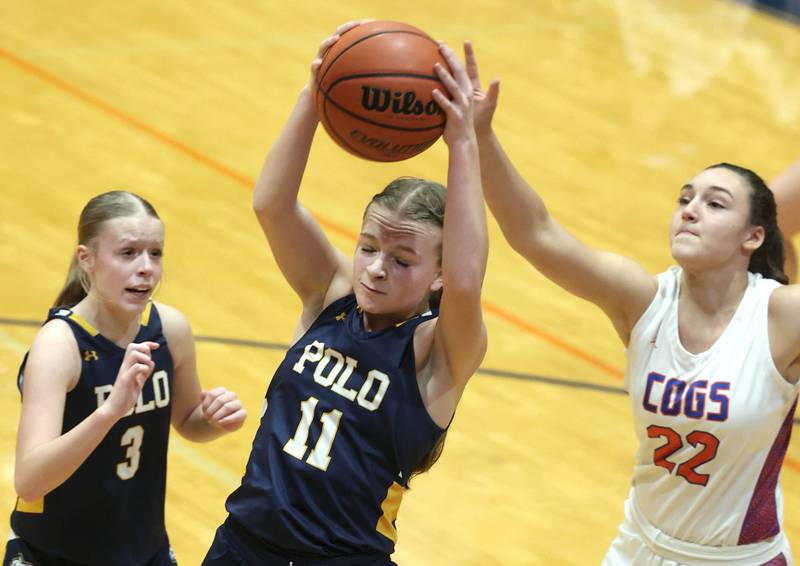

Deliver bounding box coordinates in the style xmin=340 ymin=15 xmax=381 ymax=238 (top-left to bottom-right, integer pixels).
xmin=465 ymin=42 xmax=798 ymax=565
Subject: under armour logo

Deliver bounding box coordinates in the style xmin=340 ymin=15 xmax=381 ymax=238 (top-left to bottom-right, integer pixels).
xmin=10 ymin=553 xmax=33 ymax=566
xmin=84 ymin=350 xmax=99 ymax=362
xmin=335 ymin=312 xmax=346 ymax=322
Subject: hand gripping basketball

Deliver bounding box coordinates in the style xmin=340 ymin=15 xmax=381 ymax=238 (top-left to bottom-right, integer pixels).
xmin=312 ymin=20 xmax=449 ymax=162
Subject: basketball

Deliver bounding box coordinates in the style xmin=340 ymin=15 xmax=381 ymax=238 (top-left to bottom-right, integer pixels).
xmin=313 ymin=21 xmax=448 ymax=162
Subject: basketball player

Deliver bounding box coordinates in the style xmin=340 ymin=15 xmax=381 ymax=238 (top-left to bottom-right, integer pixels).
xmin=772 ymin=158 xmax=800 ymax=282
xmin=3 ymin=191 xmax=247 ymax=566
xmin=202 ymin=22 xmax=487 ymax=565
xmin=466 ymin=43 xmax=797 ymax=564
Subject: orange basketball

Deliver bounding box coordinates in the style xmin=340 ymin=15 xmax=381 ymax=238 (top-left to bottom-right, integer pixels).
xmin=313 ymin=21 xmax=447 ymax=162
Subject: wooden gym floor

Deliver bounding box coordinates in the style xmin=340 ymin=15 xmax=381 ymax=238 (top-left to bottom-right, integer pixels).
xmin=1 ymin=1 xmax=800 ymax=564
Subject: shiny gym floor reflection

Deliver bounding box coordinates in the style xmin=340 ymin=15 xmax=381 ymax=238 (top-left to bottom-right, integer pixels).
xmin=1 ymin=1 xmax=800 ymax=564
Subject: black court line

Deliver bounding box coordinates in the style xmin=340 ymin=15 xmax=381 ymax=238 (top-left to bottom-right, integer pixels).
xmin=8 ymin=317 xmax=800 ymax=425
xmin=197 ymin=333 xmax=628 ymax=394
xmin=1 ymin=317 xmax=623 ymax=392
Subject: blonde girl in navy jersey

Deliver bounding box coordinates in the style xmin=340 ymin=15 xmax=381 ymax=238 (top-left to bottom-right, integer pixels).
xmin=4 ymin=191 xmax=247 ymax=566
xmin=466 ymin=44 xmax=799 ymax=564
xmin=203 ymin=21 xmax=487 ymax=566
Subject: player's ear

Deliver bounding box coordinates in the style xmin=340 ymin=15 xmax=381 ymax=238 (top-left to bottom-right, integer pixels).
xmin=76 ymin=245 xmax=94 ymax=272
xmin=430 ymin=273 xmax=443 ymax=293
xmin=742 ymin=224 xmax=765 ymax=253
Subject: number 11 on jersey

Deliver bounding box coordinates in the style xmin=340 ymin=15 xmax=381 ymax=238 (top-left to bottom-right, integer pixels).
xmin=283 ymin=396 xmax=343 ymax=471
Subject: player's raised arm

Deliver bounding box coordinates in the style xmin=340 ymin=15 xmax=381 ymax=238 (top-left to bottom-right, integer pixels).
xmin=771 ymin=157 xmax=800 ymax=282
xmin=251 ymin=22 xmax=364 ymax=312
xmin=465 ymin=42 xmax=656 ymax=342
xmin=429 ymin=43 xmax=488 ymax=391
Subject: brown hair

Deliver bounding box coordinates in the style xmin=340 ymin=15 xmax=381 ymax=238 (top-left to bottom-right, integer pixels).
xmin=54 ymin=191 xmax=160 ymax=308
xmin=705 ymin=163 xmax=788 ymax=285
xmin=409 ymin=431 xmax=447 ymax=482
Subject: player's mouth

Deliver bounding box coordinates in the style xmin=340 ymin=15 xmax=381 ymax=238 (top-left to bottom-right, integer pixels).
xmin=125 ymin=286 xmax=152 ymax=298
xmin=361 ymin=282 xmax=386 ymax=295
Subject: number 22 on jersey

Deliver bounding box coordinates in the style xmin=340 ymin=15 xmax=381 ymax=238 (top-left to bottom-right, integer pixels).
xmin=647 ymin=425 xmax=720 ymax=486
xmin=283 ymin=396 xmax=343 ymax=471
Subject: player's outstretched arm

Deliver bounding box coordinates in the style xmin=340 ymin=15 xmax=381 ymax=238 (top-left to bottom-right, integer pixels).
xmin=412 ymin=44 xmax=488 ymax=429
xmin=251 ymin=22 xmax=366 ymax=313
xmin=15 ymin=322 xmax=155 ymax=501
xmin=429 ymin=43 xmax=488 ymax=396
xmin=771 ymin=158 xmax=800 ymax=283
xmin=159 ymin=304 xmax=246 ymax=441
xmin=465 ymin=42 xmax=656 ymax=343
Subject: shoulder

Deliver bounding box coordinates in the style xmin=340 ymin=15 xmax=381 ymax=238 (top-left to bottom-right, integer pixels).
xmin=25 ymin=318 xmax=81 ymax=391
xmin=766 ymin=283 xmax=800 ymax=382
xmin=33 ymin=317 xmax=79 ymax=352
xmin=152 ymin=302 xmax=193 ymax=359
xmin=652 ymin=266 xmax=679 ymax=294
xmin=153 ymin=302 xmax=192 ymax=336
xmin=768 ymin=282 xmax=799 ymax=311
xmin=640 ymin=267 xmax=677 ymax=306
xmin=295 ymin=279 xmax=354 ymax=341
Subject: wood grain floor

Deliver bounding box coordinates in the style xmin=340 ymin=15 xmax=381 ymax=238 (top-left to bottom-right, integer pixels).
xmin=1 ymin=1 xmax=799 ymax=563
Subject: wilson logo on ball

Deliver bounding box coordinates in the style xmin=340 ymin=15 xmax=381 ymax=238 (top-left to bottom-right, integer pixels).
xmin=312 ymin=20 xmax=448 ymax=162
xmin=360 ymin=87 xmax=443 ymax=116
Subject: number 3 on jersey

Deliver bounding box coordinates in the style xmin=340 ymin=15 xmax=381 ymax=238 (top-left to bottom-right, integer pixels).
xmin=283 ymin=396 xmax=343 ymax=471
xmin=117 ymin=425 xmax=144 ymax=480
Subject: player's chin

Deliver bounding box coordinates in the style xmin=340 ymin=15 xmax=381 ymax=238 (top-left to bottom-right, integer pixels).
xmin=671 ymin=247 xmax=709 ymax=270
xmin=354 ymin=291 xmax=388 ymax=314
xmin=670 ymin=241 xmax=696 ymax=262
xmin=119 ymin=292 xmax=153 ymax=313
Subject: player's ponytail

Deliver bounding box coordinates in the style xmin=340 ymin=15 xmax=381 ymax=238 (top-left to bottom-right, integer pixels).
xmin=706 ymin=163 xmax=788 ymax=285
xmin=408 ymin=431 xmax=447 ymax=484
xmin=53 ymin=256 xmax=91 ymax=308
xmin=53 ymin=191 xmax=161 ymax=308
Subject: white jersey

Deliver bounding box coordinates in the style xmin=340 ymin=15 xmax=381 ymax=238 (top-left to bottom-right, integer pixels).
xmin=625 ymin=266 xmax=798 ymax=548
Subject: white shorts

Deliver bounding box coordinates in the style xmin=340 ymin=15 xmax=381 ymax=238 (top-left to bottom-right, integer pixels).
xmin=601 ymin=494 xmax=792 ymax=566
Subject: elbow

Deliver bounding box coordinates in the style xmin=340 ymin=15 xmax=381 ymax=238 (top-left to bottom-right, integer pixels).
xmin=502 ymin=224 xmax=534 ymax=255
xmin=252 ymin=180 xmax=281 ymax=216
xmin=444 ymin=281 xmax=483 ymax=303
xmin=252 ymin=190 xmax=293 ymax=225
xmin=504 ymin=223 xmax=549 ymax=262
xmin=252 ymin=190 xmax=271 ymax=216
xmin=443 ymin=264 xmax=486 ymax=300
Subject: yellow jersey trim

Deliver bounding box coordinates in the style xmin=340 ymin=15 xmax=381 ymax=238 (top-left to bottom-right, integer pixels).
xmin=68 ymin=312 xmax=99 ymax=336
xmin=375 ymin=481 xmax=404 ymax=542
xmin=140 ymin=301 xmax=152 ymax=327
xmin=15 ymin=496 xmax=43 ymax=514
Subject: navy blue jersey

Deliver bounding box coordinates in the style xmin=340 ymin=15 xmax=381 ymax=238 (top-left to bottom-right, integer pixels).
xmin=10 ymin=302 xmax=174 ymax=566
xmin=225 ymin=295 xmax=445 ymax=560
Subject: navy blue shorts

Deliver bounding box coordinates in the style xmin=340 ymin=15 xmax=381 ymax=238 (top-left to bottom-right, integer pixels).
xmin=202 ymin=520 xmax=396 ymax=566
xmin=3 ymin=535 xmax=177 ymax=566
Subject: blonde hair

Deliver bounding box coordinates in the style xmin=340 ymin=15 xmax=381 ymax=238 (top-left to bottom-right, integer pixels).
xmin=54 ymin=191 xmax=160 ymax=308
